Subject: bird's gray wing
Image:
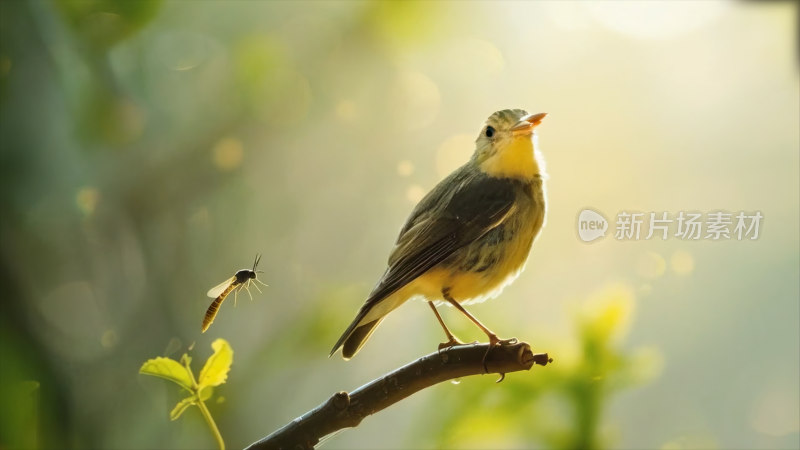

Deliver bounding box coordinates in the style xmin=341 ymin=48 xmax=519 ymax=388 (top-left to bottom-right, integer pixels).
xmin=329 ymin=169 xmax=520 ymax=356
xmin=371 ymin=171 xmax=518 ymax=309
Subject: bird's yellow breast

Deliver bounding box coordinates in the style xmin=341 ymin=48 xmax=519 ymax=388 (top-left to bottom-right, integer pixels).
xmin=409 ymin=179 xmax=545 ymax=304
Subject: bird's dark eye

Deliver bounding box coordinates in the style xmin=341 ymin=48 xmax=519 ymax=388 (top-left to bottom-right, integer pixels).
xmin=485 ymin=126 xmax=495 ymax=138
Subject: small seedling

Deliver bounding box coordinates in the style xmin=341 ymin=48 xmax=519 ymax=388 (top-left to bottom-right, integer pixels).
xmin=139 ymin=339 xmax=233 ymax=450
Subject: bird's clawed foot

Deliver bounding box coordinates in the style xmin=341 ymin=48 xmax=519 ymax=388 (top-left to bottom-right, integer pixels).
xmin=490 ymin=335 xmax=518 ymax=347
xmin=437 ymin=337 xmax=466 ymax=352
xmin=481 ymin=335 xmax=519 ymax=373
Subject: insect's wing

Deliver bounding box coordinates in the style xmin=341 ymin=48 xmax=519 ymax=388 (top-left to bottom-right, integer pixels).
xmin=207 ymin=277 xmax=235 ymax=298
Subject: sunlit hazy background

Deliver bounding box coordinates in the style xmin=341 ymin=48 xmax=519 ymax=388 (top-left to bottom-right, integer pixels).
xmin=1 ymin=1 xmax=798 ymax=449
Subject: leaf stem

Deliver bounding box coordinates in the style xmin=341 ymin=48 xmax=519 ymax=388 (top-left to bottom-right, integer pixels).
xmin=196 ymin=399 xmax=225 ymax=450
xmin=184 ymin=354 xmax=225 ymax=450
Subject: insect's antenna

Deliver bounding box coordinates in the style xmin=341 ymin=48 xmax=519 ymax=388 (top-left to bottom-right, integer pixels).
xmin=252 ymin=253 xmax=261 ymax=271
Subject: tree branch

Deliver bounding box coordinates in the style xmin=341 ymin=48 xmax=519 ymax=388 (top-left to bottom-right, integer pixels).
xmin=245 ymin=341 xmax=552 ymax=450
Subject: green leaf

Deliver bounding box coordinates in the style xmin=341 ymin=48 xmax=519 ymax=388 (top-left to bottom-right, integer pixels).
xmin=198 ymin=339 xmax=233 ymax=390
xmin=139 ymin=356 xmax=193 ymax=392
xmin=199 ymin=386 xmax=214 ymax=402
xmin=170 ymin=396 xmax=196 ymax=421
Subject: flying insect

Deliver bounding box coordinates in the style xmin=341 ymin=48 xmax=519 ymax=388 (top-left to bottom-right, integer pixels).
xmin=202 ymin=254 xmax=267 ymax=333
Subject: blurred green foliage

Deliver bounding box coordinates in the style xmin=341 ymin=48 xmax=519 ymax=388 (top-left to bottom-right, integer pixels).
xmin=53 ymin=0 xmax=161 ymax=146
xmin=419 ymin=285 xmax=661 ymax=449
xmin=54 ymin=0 xmax=163 ymax=52
xmin=361 ymin=1 xmax=445 ymax=50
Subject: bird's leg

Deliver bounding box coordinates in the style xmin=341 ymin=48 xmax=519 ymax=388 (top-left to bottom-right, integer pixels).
xmin=428 ymin=302 xmax=464 ymax=350
xmin=442 ymin=290 xmax=517 ymax=371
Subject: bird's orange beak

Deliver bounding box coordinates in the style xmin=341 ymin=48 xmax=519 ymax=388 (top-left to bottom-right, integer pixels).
xmin=511 ymin=112 xmax=547 ymax=135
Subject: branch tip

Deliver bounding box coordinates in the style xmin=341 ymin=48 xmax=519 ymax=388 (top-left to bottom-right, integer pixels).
xmin=529 ymin=352 xmax=552 ymax=366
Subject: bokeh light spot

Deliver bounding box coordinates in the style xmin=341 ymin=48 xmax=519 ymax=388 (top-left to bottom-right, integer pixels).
xmin=189 ymin=207 xmax=210 ymax=228
xmin=93 ymin=97 xmax=146 ymax=145
xmin=396 ymin=160 xmax=414 ymax=177
xmin=436 ymin=134 xmax=473 ymax=178
xmin=389 ymin=71 xmax=441 ymax=130
xmin=335 ymin=99 xmax=358 ymax=122
xmin=638 ymin=251 xmax=666 ymax=279
xmin=670 ymin=250 xmax=695 ymax=275
xmin=76 ymin=187 xmax=100 ymax=216
xmin=37 ymin=281 xmax=107 ymax=361
xmin=212 ymin=137 xmax=244 ymax=171
xmin=0 ymin=56 xmax=11 ymax=76
xmin=100 ymin=329 xmax=118 ymax=349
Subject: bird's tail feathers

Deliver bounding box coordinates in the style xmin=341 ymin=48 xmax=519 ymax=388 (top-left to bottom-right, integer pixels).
xmin=329 ymin=299 xmax=391 ymax=359
xmin=341 ymin=317 xmax=384 ymax=360
xmin=330 ymin=292 xmax=407 ymax=359
xmin=329 ymin=306 xmax=368 ymax=358
xmin=329 ymin=307 xmax=384 ymax=359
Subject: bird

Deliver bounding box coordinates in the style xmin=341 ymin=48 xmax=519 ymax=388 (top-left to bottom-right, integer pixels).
xmin=330 ymin=109 xmax=547 ymax=361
